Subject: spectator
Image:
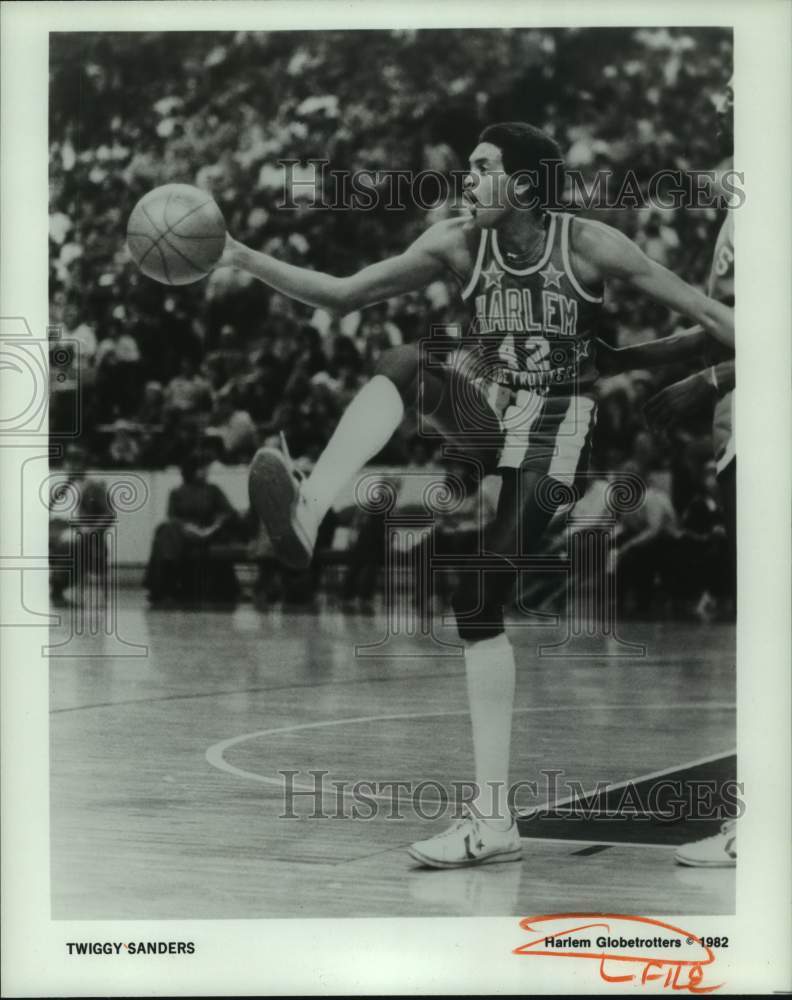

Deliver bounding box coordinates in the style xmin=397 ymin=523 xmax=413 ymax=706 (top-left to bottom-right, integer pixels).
xmin=136 ymin=381 xmax=165 ymax=426
xmin=341 ymin=479 xmax=389 ymax=611
xmin=134 ymin=382 xmax=167 ymax=467
xmin=62 ymin=301 xmax=97 ymax=382
xmin=143 ymin=454 xmax=240 ymax=607
xmin=205 ymin=389 xmax=258 ymax=463
xmin=49 ymin=444 xmax=116 ymax=606
xmin=673 ymin=460 xmax=731 ymax=619
xmin=609 ymin=462 xmax=680 ymax=618
xmin=106 ymin=419 xmax=142 ymax=468
xmin=164 ymin=358 xmax=212 ymax=416
xmin=95 ymin=321 xmax=142 ymax=416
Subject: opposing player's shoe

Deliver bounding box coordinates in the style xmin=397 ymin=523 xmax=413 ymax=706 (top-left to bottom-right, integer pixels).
xmin=674 ymin=820 xmax=737 ymax=868
xmin=248 ymin=435 xmax=318 ymax=570
xmin=408 ymin=806 xmax=523 ymax=869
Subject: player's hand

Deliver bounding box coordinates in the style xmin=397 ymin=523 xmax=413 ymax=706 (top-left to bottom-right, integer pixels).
xmin=644 ymin=371 xmax=716 ymax=429
xmin=213 ymin=233 xmax=243 ymax=271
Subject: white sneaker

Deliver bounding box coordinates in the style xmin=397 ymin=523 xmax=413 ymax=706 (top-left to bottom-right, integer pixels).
xmin=248 ymin=435 xmax=318 ymax=570
xmin=408 ymin=806 xmax=523 ymax=869
xmin=674 ymin=820 xmax=737 ymax=868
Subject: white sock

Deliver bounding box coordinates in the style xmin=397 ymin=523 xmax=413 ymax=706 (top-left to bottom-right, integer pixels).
xmin=301 ymin=375 xmax=404 ymax=522
xmin=464 ymin=632 xmax=516 ymax=829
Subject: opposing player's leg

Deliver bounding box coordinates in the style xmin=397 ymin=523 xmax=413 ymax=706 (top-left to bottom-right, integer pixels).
xmin=674 ymin=819 xmax=737 ymax=867
xmin=717 ymin=455 xmax=737 ymax=600
xmin=674 ymin=455 xmax=737 ymax=868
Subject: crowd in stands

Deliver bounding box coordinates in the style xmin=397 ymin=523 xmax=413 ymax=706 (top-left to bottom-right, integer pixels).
xmin=48 ymin=28 xmax=734 ymax=618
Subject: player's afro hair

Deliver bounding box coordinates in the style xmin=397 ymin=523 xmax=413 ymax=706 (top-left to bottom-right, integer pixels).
xmin=479 ymin=121 xmax=565 ymax=209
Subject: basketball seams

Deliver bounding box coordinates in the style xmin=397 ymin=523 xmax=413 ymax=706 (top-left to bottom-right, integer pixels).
xmin=149 ymin=188 xmax=222 ymax=269
xmin=137 ymin=193 xmax=212 ymax=277
xmin=159 ymin=233 xmax=228 ymax=240
xmin=128 ymin=185 xmax=225 ymax=283
xmin=162 ymin=193 xmax=222 ymax=238
xmin=159 ymin=231 xmax=207 ymax=275
xmin=161 ymin=185 xmax=177 ymax=232
xmin=139 ymin=199 xmax=162 ymax=236
xmin=157 ymin=242 xmax=173 ymax=286
xmin=143 ymin=241 xmax=172 ymax=286
xmin=135 ymin=200 xmax=166 ymax=269
xmin=127 ymin=223 xmax=159 ymax=269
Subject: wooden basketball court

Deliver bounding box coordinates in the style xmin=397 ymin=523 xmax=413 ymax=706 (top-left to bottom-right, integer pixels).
xmin=50 ymin=594 xmax=735 ymax=919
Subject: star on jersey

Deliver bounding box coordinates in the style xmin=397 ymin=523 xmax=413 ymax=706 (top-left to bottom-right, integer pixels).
xmin=539 ymin=261 xmax=564 ymax=289
xmin=574 ymin=339 xmax=591 ymax=361
xmin=481 ymin=259 xmax=504 ymax=290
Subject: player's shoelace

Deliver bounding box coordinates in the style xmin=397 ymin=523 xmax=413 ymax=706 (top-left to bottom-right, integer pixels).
xmin=434 ymin=805 xmax=479 ymax=840
xmin=279 ymin=431 xmax=305 ymax=485
xmin=433 ymin=805 xmax=512 ymax=841
xmin=721 ymin=819 xmax=736 ymax=856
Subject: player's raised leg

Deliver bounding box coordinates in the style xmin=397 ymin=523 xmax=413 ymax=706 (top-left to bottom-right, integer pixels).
xmin=248 ymin=345 xmax=425 ymax=569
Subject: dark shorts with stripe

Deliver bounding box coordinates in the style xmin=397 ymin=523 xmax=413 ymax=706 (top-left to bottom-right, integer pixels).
xmin=423 ymin=364 xmax=595 ymax=478
xmin=377 ymin=345 xmax=597 ymax=641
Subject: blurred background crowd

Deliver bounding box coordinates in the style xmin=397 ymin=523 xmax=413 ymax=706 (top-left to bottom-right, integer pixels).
xmin=48 ymin=27 xmax=734 ymax=618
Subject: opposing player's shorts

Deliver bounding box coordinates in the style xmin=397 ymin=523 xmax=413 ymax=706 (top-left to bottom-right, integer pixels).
xmin=713 ymin=389 xmax=734 ymax=476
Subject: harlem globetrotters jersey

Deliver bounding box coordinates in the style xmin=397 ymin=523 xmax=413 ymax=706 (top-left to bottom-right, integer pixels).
xmin=708 ymin=209 xmax=734 ymax=473
xmin=458 ymin=212 xmax=602 ymax=476
xmin=460 ymin=211 xmax=602 ymax=397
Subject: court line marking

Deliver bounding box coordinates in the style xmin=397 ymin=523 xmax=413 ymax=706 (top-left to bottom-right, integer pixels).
xmin=522 ymin=836 xmax=678 ymax=851
xmin=516 ymin=747 xmax=738 ymax=817
xmin=334 ymin=836 xmax=680 ymax=861
xmin=49 ymin=667 xmax=468 ymax=715
xmin=205 ymin=702 xmax=736 ymax=805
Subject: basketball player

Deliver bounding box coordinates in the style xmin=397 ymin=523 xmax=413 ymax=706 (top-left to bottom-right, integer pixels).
xmin=595 ymin=79 xmax=736 ymax=867
xmin=217 ymin=122 xmax=734 ymax=868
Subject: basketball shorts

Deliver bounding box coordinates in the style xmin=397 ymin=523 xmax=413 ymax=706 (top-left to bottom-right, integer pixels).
xmin=713 ymin=390 xmax=735 ymax=476
xmin=418 ymin=349 xmax=597 ymax=487
xmin=376 ymin=345 xmax=597 ymax=640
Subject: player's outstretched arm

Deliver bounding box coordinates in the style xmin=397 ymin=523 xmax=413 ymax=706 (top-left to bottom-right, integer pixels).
xmin=217 ymin=224 xmax=450 ymax=315
xmin=576 ymin=219 xmax=734 ymax=349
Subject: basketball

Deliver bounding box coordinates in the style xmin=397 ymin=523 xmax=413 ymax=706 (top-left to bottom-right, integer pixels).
xmin=126 ymin=183 xmax=226 ymax=285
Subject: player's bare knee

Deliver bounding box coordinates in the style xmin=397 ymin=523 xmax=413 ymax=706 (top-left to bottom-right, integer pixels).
xmin=374 ymin=345 xmax=420 ymax=400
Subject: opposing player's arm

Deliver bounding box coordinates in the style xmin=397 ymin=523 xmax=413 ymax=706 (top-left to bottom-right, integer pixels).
xmin=595 ymin=325 xmax=710 ymax=374
xmin=220 ymin=224 xmax=452 ymax=315
xmin=712 ymin=358 xmax=736 ymax=393
xmin=644 ymin=359 xmax=735 ymax=429
xmin=576 ymin=220 xmax=734 ymax=349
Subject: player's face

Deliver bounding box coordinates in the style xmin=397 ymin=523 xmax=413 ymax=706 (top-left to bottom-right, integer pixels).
xmin=463 ymin=142 xmax=514 ymax=229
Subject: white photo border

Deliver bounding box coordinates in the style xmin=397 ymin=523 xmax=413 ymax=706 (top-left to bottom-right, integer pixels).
xmin=1 ymin=0 xmax=790 ymax=995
